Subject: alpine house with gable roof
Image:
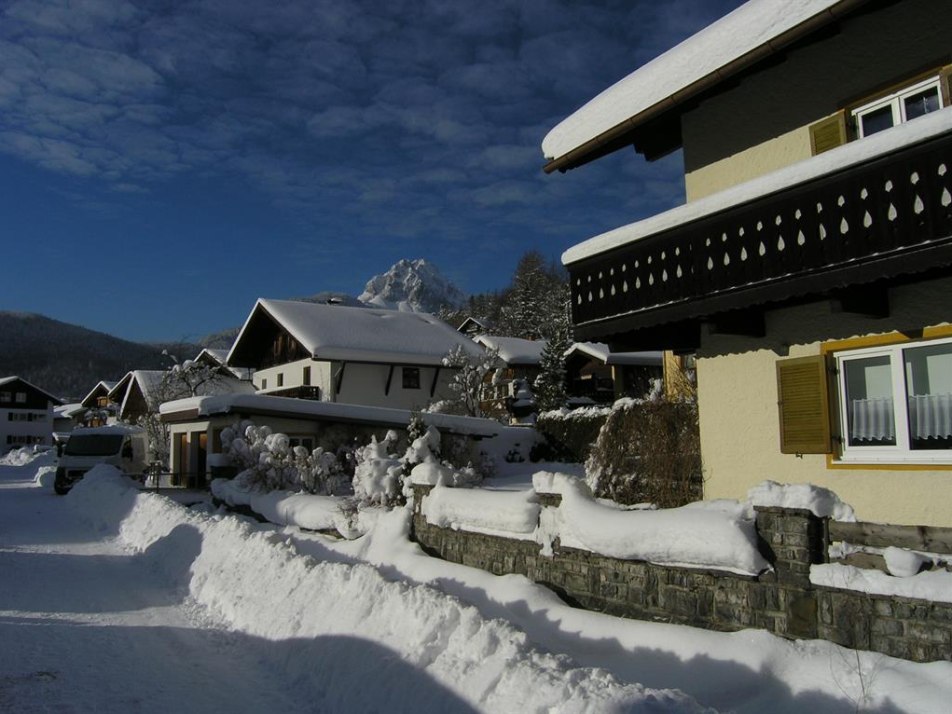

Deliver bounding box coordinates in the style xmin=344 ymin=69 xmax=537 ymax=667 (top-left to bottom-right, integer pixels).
xmin=0 ymin=376 xmax=62 ymax=454
xmin=227 ymin=299 xmax=486 ymax=411
xmin=544 ymin=0 xmax=952 ymax=526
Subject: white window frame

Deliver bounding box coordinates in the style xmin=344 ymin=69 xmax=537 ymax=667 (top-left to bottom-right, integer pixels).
xmin=852 ymin=76 xmax=945 ymax=138
xmin=835 ymin=335 xmax=952 ymax=464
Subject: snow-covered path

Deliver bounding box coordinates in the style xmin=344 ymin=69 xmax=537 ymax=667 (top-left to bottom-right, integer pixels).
xmin=0 ymin=470 xmax=312 ymax=713
xmin=5 ymin=453 xmax=952 ymax=714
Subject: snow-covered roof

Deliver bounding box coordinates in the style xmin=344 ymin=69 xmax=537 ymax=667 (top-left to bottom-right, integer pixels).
xmin=160 ymin=393 xmax=505 ymax=438
xmin=194 ymin=348 xmax=253 ymax=381
xmin=0 ymin=375 xmax=63 ymax=404
xmin=229 ymin=299 xmax=484 ymax=367
xmin=54 ymin=403 xmax=86 ymax=419
xmin=474 ymin=335 xmax=546 ymax=366
xmin=108 ymin=370 xmax=166 ymax=417
xmin=542 ymin=0 xmax=849 ymax=165
xmin=80 ymin=380 xmax=119 ymax=408
xmin=564 ymin=343 xmax=663 ymax=367
xmin=563 ymin=106 xmax=952 ymax=265
xmin=196 ymin=348 xmax=229 ymax=365
xmin=69 ymin=424 xmax=145 ymax=436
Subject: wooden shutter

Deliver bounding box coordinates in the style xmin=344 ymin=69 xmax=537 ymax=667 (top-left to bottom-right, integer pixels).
xmin=809 ymin=111 xmax=847 ymax=156
xmin=776 ymin=355 xmax=832 ymax=454
xmin=940 ymin=65 xmax=952 ymax=108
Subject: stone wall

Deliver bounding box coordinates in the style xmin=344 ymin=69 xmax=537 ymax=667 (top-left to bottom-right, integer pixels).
xmin=411 ymin=486 xmax=952 ymax=663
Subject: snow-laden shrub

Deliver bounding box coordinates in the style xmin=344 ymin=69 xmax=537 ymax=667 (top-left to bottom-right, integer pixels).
xmin=220 ymin=420 xmax=351 ymax=496
xmin=352 ymin=431 xmax=404 ymax=507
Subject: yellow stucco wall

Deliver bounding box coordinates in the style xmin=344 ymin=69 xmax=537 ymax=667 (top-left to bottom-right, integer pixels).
xmin=696 ymin=278 xmax=952 ymax=527
xmin=684 ymin=126 xmax=813 ymax=201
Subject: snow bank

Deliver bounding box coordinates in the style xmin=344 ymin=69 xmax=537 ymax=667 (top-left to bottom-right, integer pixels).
xmin=34 ymin=465 xmax=57 ymax=489
xmin=211 ymin=478 xmax=353 ymax=535
xmin=747 ymin=480 xmax=856 ymax=521
xmin=421 ymin=486 xmax=540 ymax=539
xmin=0 ymin=446 xmax=56 ymax=468
xmin=67 ymin=470 xmax=708 ymax=714
xmin=532 ymin=473 xmax=768 ymax=575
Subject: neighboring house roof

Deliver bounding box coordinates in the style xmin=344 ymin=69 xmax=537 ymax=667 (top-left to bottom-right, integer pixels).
xmin=196 ymin=348 xmax=230 ymax=365
xmin=109 ymin=370 xmax=167 ymax=418
xmin=457 ymin=317 xmax=487 ymax=334
xmin=111 ymin=368 xmax=256 ymax=419
xmin=563 ymin=107 xmax=952 ymax=266
xmin=542 ymin=0 xmax=857 ymax=171
xmin=54 ymin=403 xmax=86 ymax=420
xmin=228 ymin=299 xmax=485 ymax=368
xmin=80 ymin=380 xmax=119 ymax=408
xmin=474 ymin=335 xmax=546 ymax=367
xmin=160 ymin=394 xmax=505 ymax=438
xmin=194 ymin=348 xmax=253 ymax=381
xmin=0 ymin=376 xmax=63 ymax=405
xmin=564 ymin=343 xmax=663 ymax=367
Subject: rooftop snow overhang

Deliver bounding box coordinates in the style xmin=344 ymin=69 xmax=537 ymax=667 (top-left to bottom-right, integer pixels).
xmin=159 ymin=394 xmax=504 ymax=438
xmin=562 ymin=109 xmax=952 ymax=349
xmin=542 ymin=0 xmax=866 ymax=173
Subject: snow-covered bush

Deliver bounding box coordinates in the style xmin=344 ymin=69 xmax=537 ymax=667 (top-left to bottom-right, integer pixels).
xmin=220 ymin=420 xmax=352 ymax=496
xmin=440 ymin=343 xmax=499 ymax=417
xmin=533 ymin=406 xmax=611 ymax=463
xmin=406 ymin=425 xmax=481 ymax=489
xmin=352 ymin=431 xmax=405 ymax=507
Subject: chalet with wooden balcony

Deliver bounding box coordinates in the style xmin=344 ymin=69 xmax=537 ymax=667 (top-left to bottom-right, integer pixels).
xmin=544 ymin=0 xmax=952 ymax=526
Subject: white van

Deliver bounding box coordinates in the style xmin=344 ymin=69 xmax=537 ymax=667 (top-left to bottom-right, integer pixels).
xmin=54 ymin=425 xmax=149 ymax=495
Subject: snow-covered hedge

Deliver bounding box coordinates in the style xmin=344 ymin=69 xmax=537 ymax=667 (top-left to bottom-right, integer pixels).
xmin=585 ymin=397 xmax=701 ymax=508
xmin=533 ymin=407 xmax=610 ymax=463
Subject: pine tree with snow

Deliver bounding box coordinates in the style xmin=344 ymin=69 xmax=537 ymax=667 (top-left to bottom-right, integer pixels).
xmin=497 ymin=251 xmax=570 ymax=341
xmin=534 ymin=325 xmax=571 ymax=412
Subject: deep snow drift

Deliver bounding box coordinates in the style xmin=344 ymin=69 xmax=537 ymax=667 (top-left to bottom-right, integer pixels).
xmin=6 ymin=452 xmax=952 ymax=713
xmin=70 ymin=466 xmax=705 ymax=713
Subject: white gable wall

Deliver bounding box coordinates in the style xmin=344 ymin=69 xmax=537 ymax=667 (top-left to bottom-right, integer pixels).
xmin=335 ymin=362 xmax=456 ymax=411
xmin=252 ymin=357 xmax=458 ymax=411
xmin=254 ymin=359 xmax=333 ymax=398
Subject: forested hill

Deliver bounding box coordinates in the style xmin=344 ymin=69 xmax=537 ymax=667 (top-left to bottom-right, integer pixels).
xmin=0 ymin=312 xmax=193 ymax=401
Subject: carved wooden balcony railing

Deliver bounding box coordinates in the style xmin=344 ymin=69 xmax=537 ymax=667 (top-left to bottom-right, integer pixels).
xmin=568 ymin=129 xmax=952 ymax=343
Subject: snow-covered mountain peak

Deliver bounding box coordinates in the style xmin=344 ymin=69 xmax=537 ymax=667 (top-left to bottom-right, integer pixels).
xmin=358 ymin=258 xmax=467 ymax=313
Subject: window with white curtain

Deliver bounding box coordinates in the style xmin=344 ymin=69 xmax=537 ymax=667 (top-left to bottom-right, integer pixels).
xmin=851 ymin=76 xmax=945 ymax=138
xmin=836 ymin=336 xmax=952 ymax=463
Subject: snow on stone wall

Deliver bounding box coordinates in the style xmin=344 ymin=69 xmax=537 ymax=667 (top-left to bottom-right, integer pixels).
xmin=67 ymin=467 xmax=706 ymax=713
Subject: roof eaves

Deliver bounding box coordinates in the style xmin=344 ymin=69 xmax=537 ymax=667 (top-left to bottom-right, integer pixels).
xmin=543 ymin=0 xmax=866 ymax=174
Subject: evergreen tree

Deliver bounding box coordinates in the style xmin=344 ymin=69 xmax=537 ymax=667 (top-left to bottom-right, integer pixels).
xmin=497 ymin=250 xmax=568 ymax=341
xmin=534 ymin=323 xmax=571 ymax=412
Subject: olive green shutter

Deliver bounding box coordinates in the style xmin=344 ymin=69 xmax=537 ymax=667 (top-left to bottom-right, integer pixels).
xmin=809 ymin=111 xmax=847 ymax=156
xmin=776 ymin=355 xmax=833 ymax=454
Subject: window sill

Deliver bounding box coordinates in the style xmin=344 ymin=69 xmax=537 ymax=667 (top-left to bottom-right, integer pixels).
xmin=827 ymin=454 xmax=952 ymax=470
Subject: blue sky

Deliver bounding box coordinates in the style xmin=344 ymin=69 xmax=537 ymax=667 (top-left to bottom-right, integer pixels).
xmin=0 ymin=0 xmax=743 ymax=343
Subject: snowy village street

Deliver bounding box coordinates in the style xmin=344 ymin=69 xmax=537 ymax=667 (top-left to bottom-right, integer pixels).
xmin=0 ymin=464 xmax=319 ymax=713
xmin=2 ymin=453 xmax=952 ymax=714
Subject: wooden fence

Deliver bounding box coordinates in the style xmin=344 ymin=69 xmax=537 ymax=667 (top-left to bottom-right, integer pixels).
xmin=827 ymin=520 xmax=952 ymax=573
